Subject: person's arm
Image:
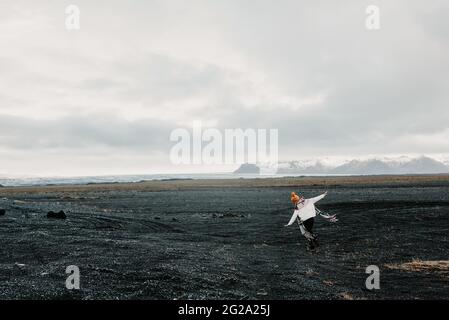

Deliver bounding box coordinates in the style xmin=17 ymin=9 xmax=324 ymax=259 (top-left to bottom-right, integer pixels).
xmin=308 ymin=191 xmax=328 ymax=204
xmin=285 ymin=210 xmax=300 ymax=226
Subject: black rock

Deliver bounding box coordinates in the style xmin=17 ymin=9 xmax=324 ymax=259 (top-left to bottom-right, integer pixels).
xmin=233 ymin=163 xmax=260 ymax=174
xmin=0 ymin=209 xmax=5 ymax=216
xmin=221 ymin=212 xmax=240 ymax=218
xmin=47 ymin=210 xmax=66 ymax=219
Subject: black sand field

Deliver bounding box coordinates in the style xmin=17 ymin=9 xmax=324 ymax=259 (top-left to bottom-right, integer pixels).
xmin=0 ymin=176 xmax=448 ymax=299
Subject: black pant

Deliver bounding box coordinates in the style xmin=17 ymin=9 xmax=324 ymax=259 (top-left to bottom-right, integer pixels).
xmin=303 ymin=218 xmax=317 ymax=248
xmin=303 ymin=218 xmax=314 ymax=233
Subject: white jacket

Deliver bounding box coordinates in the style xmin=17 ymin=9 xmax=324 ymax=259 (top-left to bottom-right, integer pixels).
xmin=286 ymin=193 xmax=327 ymax=226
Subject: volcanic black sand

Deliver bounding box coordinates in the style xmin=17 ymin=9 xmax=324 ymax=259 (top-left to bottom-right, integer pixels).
xmin=0 ymin=175 xmax=448 ymax=299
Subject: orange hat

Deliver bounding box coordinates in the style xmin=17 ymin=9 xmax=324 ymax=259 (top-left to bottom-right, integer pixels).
xmin=290 ymin=192 xmax=300 ymax=204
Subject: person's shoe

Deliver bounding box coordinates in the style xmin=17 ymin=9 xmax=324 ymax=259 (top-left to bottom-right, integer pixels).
xmin=307 ymin=240 xmax=315 ymax=250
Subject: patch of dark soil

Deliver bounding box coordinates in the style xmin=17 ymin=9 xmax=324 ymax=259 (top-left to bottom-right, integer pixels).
xmin=47 ymin=210 xmax=67 ymax=219
xmin=0 ymin=183 xmax=448 ymax=299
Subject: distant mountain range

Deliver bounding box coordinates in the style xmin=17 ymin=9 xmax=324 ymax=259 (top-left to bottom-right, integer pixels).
xmin=234 ymin=156 xmax=449 ymax=175
xmin=233 ymin=163 xmax=261 ymax=174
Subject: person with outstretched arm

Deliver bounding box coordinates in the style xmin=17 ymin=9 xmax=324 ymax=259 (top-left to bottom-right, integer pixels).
xmin=287 ymin=191 xmax=328 ymax=249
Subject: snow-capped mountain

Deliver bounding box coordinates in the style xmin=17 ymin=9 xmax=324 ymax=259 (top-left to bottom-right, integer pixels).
xmin=330 ymin=156 xmax=449 ymax=174
xmin=277 ymin=160 xmax=333 ymax=174
xmin=235 ymin=156 xmax=449 ymax=175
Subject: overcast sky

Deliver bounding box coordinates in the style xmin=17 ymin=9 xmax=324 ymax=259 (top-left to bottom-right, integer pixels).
xmin=1 ymin=0 xmax=448 ymax=176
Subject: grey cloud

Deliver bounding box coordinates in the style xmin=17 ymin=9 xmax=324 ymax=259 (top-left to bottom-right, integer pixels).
xmin=0 ymin=0 xmax=448 ymax=175
xmin=0 ymin=113 xmax=174 ymax=152
xmin=111 ymin=54 xmax=235 ymax=105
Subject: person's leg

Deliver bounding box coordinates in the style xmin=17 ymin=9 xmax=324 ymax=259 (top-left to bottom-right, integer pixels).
xmin=303 ymin=218 xmax=318 ymax=248
xmin=307 ymin=238 xmax=315 ymax=250
xmin=303 ymin=218 xmax=314 ymax=233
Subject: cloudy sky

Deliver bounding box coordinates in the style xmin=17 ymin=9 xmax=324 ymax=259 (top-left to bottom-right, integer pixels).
xmin=1 ymin=0 xmax=448 ymax=176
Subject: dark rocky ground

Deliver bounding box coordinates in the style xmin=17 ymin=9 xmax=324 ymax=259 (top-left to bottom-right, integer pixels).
xmin=0 ymin=180 xmax=448 ymax=299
